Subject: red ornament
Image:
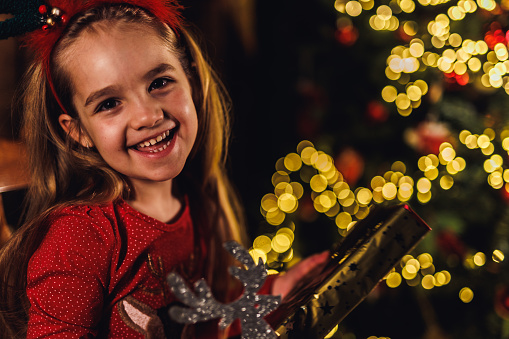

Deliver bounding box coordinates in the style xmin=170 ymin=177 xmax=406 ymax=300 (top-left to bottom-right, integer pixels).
xmin=436 ymin=230 xmax=467 ymax=262
xmin=495 ymin=285 xmax=509 ymax=319
xmin=42 ymin=24 xmax=50 ymax=31
xmin=366 ymin=100 xmax=389 ymax=123
xmin=404 ymin=121 xmax=451 ymax=155
xmin=484 ymin=22 xmax=507 ymax=49
xmin=334 ymin=147 xmax=365 ymax=186
xmin=38 ymin=5 xmax=48 ymax=14
xmin=60 ymin=14 xmax=69 ymax=25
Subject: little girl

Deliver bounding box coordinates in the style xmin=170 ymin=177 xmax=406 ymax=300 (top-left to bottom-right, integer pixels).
xmin=0 ymin=1 xmax=327 ymax=338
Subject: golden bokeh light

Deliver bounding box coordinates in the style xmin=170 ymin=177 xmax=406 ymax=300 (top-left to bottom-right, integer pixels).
xmin=417 ymin=177 xmax=431 ymax=193
xmin=459 ymin=287 xmax=474 ymax=303
xmin=422 ymin=274 xmax=435 ymax=289
xmin=493 ymin=249 xmax=505 ymax=263
xmin=473 ymin=252 xmax=486 ymax=266
xmin=272 ymin=233 xmax=292 ymax=253
xmin=336 ymin=211 xmax=353 ymax=229
xmin=386 ymin=272 xmax=403 ymax=288
xmin=253 ymin=235 xmax=272 ymax=253
xmin=345 ymin=1 xmax=363 ymax=16
xmin=284 ymin=152 xmax=303 ymax=172
xmin=278 ymin=193 xmax=298 ymax=213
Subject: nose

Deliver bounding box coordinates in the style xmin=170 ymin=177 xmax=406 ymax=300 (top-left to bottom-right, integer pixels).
xmin=129 ymin=97 xmax=164 ymax=130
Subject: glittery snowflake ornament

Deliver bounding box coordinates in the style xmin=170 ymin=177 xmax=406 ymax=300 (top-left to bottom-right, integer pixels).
xmin=167 ymin=241 xmax=281 ymax=338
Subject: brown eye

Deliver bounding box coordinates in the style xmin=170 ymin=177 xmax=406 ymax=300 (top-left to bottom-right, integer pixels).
xmin=148 ymin=78 xmax=171 ymax=92
xmin=97 ymin=98 xmax=119 ymax=112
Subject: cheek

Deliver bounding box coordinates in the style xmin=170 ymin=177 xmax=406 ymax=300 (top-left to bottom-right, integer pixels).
xmin=86 ymin=122 xmax=126 ymax=151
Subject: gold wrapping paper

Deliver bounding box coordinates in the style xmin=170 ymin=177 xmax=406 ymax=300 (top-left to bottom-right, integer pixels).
xmin=267 ymin=203 xmax=431 ymax=338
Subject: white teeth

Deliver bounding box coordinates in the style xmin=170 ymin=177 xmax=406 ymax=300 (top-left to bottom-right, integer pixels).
xmin=137 ymin=130 xmax=171 ymax=148
xmin=149 ymin=141 xmax=170 ymax=153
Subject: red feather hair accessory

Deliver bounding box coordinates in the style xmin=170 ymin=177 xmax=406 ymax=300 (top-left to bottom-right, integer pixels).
xmin=21 ymin=0 xmax=184 ymax=114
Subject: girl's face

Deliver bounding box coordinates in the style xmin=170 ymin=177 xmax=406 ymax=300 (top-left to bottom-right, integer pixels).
xmin=59 ymin=23 xmax=198 ymax=187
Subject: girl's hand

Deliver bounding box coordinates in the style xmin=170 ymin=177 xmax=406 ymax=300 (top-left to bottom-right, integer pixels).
xmin=271 ymin=251 xmax=330 ymax=300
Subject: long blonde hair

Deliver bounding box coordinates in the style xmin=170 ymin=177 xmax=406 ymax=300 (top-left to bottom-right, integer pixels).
xmin=0 ymin=4 xmax=246 ymax=337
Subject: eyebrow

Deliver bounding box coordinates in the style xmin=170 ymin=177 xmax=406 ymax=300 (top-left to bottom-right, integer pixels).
xmin=84 ymin=63 xmax=176 ymax=107
xmin=143 ymin=63 xmax=176 ymax=81
xmin=85 ymin=85 xmax=120 ymax=107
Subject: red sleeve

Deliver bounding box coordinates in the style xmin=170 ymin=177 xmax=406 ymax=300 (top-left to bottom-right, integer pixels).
xmin=258 ymin=273 xmax=279 ymax=296
xmin=26 ymin=211 xmax=115 ymax=338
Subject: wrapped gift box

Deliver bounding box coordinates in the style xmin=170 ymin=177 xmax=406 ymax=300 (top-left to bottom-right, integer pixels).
xmin=267 ymin=203 xmax=431 ymax=338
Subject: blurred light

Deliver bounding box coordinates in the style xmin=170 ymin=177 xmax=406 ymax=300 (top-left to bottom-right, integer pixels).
xmin=386 ymin=272 xmax=402 ymax=288
xmin=459 ymin=130 xmax=471 ymax=143
xmin=402 ymin=264 xmax=418 ymax=280
xmin=290 ymin=182 xmax=304 ymax=199
xmin=418 ymin=253 xmax=433 ymax=268
xmin=382 ymin=182 xmax=398 ymax=199
xmin=266 ymin=208 xmax=285 ymax=225
xmin=396 ymin=93 xmax=411 ymax=109
xmin=398 ymin=182 xmax=413 ymax=201
xmin=477 ymin=0 xmax=496 ymax=11
xmin=371 ymin=176 xmax=386 ymax=189
xmin=272 ymin=233 xmax=292 ymax=253
xmin=473 ymin=252 xmax=486 ymax=266
xmin=406 ymin=85 xmax=422 ymax=100
xmin=417 ymin=177 xmax=432 ymax=193
xmin=391 ymin=161 xmax=407 ymax=174
xmin=382 ymin=85 xmax=398 ymax=102
xmin=261 ymin=194 xmax=278 ymax=213
xmin=345 ymin=1 xmax=363 ymax=16
xmin=301 ymin=146 xmax=317 ymax=166
xmin=465 ymin=134 xmax=478 ymax=148
xmin=403 ymin=21 xmax=418 ymax=36
xmin=400 ymin=0 xmax=416 ymax=12
xmin=475 ymin=40 xmax=489 ymax=54
xmin=425 ymin=167 xmax=439 ymax=180
xmin=422 ymin=274 xmax=435 ymax=289
xmin=440 ymin=146 xmax=456 ymax=162
xmin=459 ymin=287 xmax=474 ymax=303
xmin=253 ymin=235 xmax=272 ymax=253
xmin=334 ymin=0 xmax=348 ymax=12
xmin=434 ymin=272 xmax=446 ymax=286
xmin=272 ymin=171 xmax=290 ymax=186
xmin=357 ymin=188 xmax=373 ymax=205
xmin=377 ymin=5 xmax=392 ymax=19
xmin=442 ymin=270 xmax=452 ymax=284
xmin=310 ymin=174 xmax=328 ymax=192
xmin=493 ymin=249 xmax=505 ymax=263
xmin=336 ymin=212 xmax=353 ymax=229
xmin=278 ymin=193 xmax=298 ymax=213
xmin=360 ymin=0 xmax=374 ymax=9
xmin=297 ymin=140 xmax=314 ymax=154
xmin=440 ymin=175 xmax=454 ymax=189
xmin=314 ymin=153 xmax=334 ymax=172
xmin=417 ymin=191 xmax=432 ymax=203
xmin=284 ymin=153 xmax=303 ymax=172
xmin=449 ymin=33 xmax=462 ymax=47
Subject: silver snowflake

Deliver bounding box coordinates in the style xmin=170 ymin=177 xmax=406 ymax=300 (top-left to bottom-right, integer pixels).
xmin=167 ymin=241 xmax=281 ymax=339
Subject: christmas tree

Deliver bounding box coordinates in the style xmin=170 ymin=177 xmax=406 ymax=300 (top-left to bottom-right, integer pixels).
xmin=234 ymin=0 xmax=509 ymax=338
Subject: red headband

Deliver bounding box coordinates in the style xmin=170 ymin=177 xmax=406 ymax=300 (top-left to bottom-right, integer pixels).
xmin=21 ymin=0 xmax=184 ymax=114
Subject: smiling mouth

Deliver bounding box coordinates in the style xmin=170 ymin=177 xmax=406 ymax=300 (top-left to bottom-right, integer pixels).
xmin=133 ymin=129 xmax=176 ymax=153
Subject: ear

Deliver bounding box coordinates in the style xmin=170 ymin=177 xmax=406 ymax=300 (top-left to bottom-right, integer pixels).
xmin=58 ymin=114 xmax=94 ymax=148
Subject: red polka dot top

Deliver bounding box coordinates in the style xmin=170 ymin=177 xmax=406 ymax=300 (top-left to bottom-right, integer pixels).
xmin=26 ymin=199 xmax=241 ymax=338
